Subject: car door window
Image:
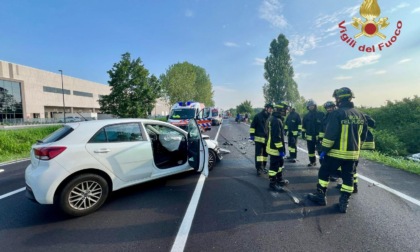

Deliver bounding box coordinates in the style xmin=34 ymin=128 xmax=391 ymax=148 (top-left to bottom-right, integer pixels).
xmin=145 ymin=124 xmax=184 ymax=151
xmin=89 ymin=123 xmax=143 ymax=143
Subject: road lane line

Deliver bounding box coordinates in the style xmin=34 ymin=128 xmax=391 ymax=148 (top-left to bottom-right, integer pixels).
xmin=0 ymin=187 xmax=25 ymax=200
xmin=0 ymin=169 xmax=4 ymax=173
xmin=171 ymin=174 xmax=207 ymax=252
xmin=0 ymin=158 xmax=30 ymax=167
xmin=297 ymin=146 xmax=420 ymax=207
xmin=214 ymin=123 xmax=222 ymax=141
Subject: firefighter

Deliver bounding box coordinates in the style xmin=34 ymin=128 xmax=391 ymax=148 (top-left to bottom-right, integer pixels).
xmin=284 ymin=106 xmax=302 ymax=163
xmin=266 ymin=101 xmax=290 ymax=191
xmin=320 ymin=101 xmax=338 ymax=181
xmin=307 ymin=87 xmax=368 ymax=213
xmin=336 ymin=113 xmax=376 ymax=193
xmin=250 ymin=103 xmax=274 ymax=176
xmin=302 ymin=100 xmax=325 ymax=167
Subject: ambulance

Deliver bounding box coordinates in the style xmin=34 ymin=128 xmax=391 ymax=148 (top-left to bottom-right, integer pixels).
xmin=168 ymin=101 xmax=211 ymax=131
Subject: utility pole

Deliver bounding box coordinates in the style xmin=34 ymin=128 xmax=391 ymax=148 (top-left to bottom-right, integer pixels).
xmin=58 ymin=70 xmax=66 ymax=123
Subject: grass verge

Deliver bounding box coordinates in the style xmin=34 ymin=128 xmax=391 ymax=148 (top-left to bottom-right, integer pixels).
xmin=360 ymin=150 xmax=420 ymax=176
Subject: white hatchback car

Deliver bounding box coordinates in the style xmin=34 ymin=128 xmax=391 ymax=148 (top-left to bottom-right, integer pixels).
xmin=25 ymin=118 xmax=211 ymax=217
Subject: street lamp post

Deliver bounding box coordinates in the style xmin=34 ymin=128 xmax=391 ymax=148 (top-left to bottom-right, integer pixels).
xmin=58 ymin=70 xmax=66 ymax=123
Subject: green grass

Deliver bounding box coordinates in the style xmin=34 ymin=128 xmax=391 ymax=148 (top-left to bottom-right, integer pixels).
xmin=0 ymin=126 xmax=61 ymax=163
xmin=360 ymin=150 xmax=420 ymax=176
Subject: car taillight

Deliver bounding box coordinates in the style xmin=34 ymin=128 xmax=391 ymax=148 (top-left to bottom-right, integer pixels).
xmin=34 ymin=147 xmax=67 ymax=160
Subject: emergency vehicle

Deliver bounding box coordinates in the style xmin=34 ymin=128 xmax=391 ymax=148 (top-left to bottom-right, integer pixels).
xmin=208 ymin=107 xmax=223 ymax=126
xmin=168 ymin=101 xmax=212 ymax=131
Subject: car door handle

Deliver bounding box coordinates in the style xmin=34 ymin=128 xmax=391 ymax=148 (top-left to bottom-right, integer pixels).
xmin=94 ymin=148 xmax=111 ymax=153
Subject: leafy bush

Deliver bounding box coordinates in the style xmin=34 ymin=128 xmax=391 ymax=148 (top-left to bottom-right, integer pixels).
xmin=374 ymin=130 xmax=408 ymax=156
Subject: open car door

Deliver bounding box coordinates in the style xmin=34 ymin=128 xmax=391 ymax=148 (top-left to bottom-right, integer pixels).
xmin=187 ymin=119 xmax=208 ymax=173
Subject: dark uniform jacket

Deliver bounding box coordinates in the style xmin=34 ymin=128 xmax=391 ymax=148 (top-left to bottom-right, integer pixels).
xmin=321 ymin=101 xmax=368 ymax=160
xmin=250 ymin=110 xmax=270 ymax=144
xmin=302 ymin=109 xmax=325 ymax=141
xmin=319 ymin=112 xmax=333 ymax=139
xmin=361 ymin=114 xmax=375 ymax=150
xmin=266 ymin=112 xmax=286 ymax=156
xmin=285 ymin=110 xmax=302 ymax=136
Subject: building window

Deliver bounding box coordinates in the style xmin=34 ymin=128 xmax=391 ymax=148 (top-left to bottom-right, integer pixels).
xmin=43 ymin=86 xmax=71 ymax=95
xmin=0 ymin=80 xmax=23 ymax=121
xmin=73 ymin=90 xmax=93 ymax=97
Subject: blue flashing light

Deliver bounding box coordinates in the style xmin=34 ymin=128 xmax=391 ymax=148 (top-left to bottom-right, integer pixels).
xmin=177 ymin=101 xmax=183 ymax=106
xmin=186 ymin=101 xmax=194 ymax=106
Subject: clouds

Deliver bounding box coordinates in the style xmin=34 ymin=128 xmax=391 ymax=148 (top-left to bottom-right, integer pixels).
xmin=254 ymin=58 xmax=265 ymax=66
xmin=390 ymin=2 xmax=410 ymax=13
xmin=224 ymin=42 xmax=239 ymax=47
xmin=338 ymin=54 xmax=381 ymax=70
xmin=289 ymin=35 xmax=319 ymax=56
xmin=300 ymin=60 xmax=317 ymax=65
xmin=259 ymin=0 xmax=287 ymax=28
xmin=412 ymin=7 xmax=420 ymax=13
xmin=398 ymin=58 xmax=411 ymax=64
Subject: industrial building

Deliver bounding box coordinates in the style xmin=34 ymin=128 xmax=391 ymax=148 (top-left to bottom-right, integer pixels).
xmin=0 ymin=60 xmax=170 ymax=123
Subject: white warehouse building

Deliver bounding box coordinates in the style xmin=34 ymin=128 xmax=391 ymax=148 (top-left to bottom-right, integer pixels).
xmin=0 ymin=60 xmax=169 ymax=122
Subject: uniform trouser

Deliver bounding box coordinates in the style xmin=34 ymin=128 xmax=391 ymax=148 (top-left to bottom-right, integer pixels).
xmin=287 ymin=134 xmax=298 ymax=159
xmin=268 ymin=155 xmax=284 ymax=180
xmin=336 ymin=160 xmax=358 ymax=184
xmin=306 ymin=139 xmax=321 ymax=163
xmin=255 ymin=142 xmax=268 ymax=170
xmin=317 ymin=156 xmax=356 ymax=194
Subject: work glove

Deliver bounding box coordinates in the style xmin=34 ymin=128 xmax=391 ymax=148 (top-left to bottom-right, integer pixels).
xmin=279 ymin=151 xmax=285 ymax=157
xmin=319 ymin=151 xmax=326 ymax=160
xmin=249 ymin=135 xmax=254 ymax=141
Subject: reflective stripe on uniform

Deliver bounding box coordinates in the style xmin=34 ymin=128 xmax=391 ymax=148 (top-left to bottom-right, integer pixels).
xmin=340 ymin=125 xmax=349 ymax=151
xmin=249 ymin=128 xmax=255 ymax=133
xmin=319 ymin=132 xmax=325 ymax=138
xmin=353 ymin=173 xmax=358 ymax=183
xmin=328 ymin=149 xmax=360 ymax=160
xmin=298 ymin=125 xmax=302 ymax=130
xmin=275 ymin=142 xmax=283 ymax=148
xmin=341 ymin=184 xmax=353 ymax=193
xmin=361 ymin=142 xmax=375 ymax=150
xmin=254 ymin=136 xmax=265 ymax=143
xmin=308 ymin=153 xmax=315 ymax=157
xmin=306 ymin=135 xmax=313 ymax=141
xmin=319 ymin=179 xmax=329 ymax=188
xmin=322 ymin=138 xmax=334 ymax=148
xmin=269 ymin=170 xmax=277 ymax=176
xmin=263 ymin=156 xmax=268 ymax=162
xmin=257 ymin=156 xmax=265 ymax=162
xmin=292 ymin=131 xmax=298 ymax=136
xmin=288 ymin=147 xmax=296 ymax=153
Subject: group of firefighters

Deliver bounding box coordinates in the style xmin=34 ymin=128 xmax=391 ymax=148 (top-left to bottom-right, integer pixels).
xmin=249 ymin=87 xmax=375 ymax=213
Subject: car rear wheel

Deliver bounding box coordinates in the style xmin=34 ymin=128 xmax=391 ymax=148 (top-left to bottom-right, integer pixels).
xmin=208 ymin=149 xmax=217 ymax=171
xmin=57 ymin=174 xmax=109 ymax=217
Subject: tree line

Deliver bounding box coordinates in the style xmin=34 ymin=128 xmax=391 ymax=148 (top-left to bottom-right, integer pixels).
xmin=99 ymin=53 xmax=214 ymax=118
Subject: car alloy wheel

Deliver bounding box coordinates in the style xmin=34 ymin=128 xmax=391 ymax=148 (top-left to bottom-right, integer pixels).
xmin=208 ymin=149 xmax=217 ymax=171
xmin=58 ymin=174 xmax=109 ymax=217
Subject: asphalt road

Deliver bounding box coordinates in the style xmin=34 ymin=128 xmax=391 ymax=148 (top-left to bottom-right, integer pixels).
xmin=0 ymin=118 xmax=419 ymax=252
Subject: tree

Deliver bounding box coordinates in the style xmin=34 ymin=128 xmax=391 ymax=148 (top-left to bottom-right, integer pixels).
xmin=161 ymin=62 xmax=214 ymax=106
xmin=99 ymin=53 xmax=161 ymax=118
xmin=236 ymin=100 xmax=253 ymax=114
xmin=263 ymin=34 xmax=299 ymax=104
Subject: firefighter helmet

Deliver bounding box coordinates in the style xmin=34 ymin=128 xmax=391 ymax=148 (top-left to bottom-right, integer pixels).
xmin=273 ymin=101 xmax=289 ymax=113
xmin=306 ymin=99 xmax=317 ymax=109
xmin=264 ymin=103 xmax=274 ymax=109
xmin=323 ymin=101 xmax=336 ymax=109
xmin=333 ymin=87 xmax=355 ymax=99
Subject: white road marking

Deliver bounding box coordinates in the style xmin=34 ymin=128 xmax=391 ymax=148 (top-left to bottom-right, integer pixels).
xmin=171 ymin=174 xmax=207 ymax=252
xmin=214 ymin=123 xmax=222 ymax=141
xmin=0 ymin=158 xmax=30 ymax=167
xmin=0 ymin=187 xmax=25 ymax=200
xmin=0 ymin=169 xmax=4 ymax=173
xmin=297 ymin=146 xmax=420 ymax=207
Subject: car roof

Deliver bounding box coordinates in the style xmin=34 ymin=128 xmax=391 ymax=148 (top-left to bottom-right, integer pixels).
xmin=60 ymin=118 xmax=188 ymax=144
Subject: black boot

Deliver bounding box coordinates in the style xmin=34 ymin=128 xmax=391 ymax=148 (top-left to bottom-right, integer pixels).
xmin=338 ymin=192 xmax=351 ymax=213
xmin=269 ymin=177 xmax=289 ymax=192
xmin=256 ymin=168 xmax=262 ymax=176
xmin=308 ymin=186 xmax=327 ymax=206
xmin=353 ymin=183 xmax=358 ymax=194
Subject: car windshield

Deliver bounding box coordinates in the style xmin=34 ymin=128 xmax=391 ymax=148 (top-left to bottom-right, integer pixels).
xmin=211 ymin=110 xmax=218 ymax=117
xmin=170 ymin=109 xmax=195 ymax=119
xmin=39 ymin=125 xmax=74 ymax=144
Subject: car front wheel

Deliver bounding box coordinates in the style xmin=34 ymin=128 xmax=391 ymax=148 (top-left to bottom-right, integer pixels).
xmin=57 ymin=174 xmax=109 ymax=217
xmin=208 ymin=149 xmax=217 ymax=171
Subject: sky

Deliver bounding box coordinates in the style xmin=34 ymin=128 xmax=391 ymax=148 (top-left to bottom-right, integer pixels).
xmin=1 ymin=0 xmax=420 ymax=110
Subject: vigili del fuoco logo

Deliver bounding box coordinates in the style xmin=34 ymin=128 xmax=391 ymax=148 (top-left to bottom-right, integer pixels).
xmin=338 ymin=0 xmax=403 ymax=52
